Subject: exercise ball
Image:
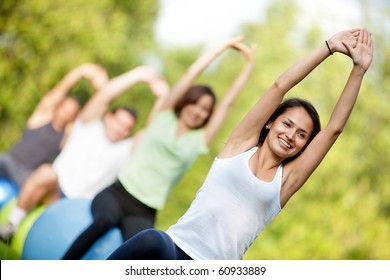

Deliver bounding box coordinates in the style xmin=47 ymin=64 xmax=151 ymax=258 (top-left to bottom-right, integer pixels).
xmin=22 ymin=198 xmax=123 ymax=260
xmin=0 ymin=177 xmax=18 ymax=209
xmin=0 ymin=198 xmax=46 ymax=258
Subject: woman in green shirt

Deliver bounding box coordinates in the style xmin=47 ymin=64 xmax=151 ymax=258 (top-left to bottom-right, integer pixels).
xmin=62 ymin=35 xmax=256 ymax=259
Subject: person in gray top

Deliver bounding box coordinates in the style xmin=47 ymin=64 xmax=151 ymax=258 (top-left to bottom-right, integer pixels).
xmin=0 ymin=63 xmax=108 ymax=187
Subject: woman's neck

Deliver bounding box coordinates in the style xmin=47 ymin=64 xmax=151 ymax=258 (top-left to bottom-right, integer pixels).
xmin=175 ymin=118 xmax=192 ymax=138
xmin=251 ymin=145 xmax=283 ymax=176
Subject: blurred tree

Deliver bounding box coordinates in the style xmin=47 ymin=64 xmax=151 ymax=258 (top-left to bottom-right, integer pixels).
xmin=0 ymin=0 xmax=158 ymax=148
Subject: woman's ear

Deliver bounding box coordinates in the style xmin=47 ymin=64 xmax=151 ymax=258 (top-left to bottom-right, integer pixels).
xmin=265 ymin=122 xmax=273 ymax=129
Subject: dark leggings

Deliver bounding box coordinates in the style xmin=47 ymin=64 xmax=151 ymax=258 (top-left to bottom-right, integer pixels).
xmin=62 ymin=180 xmax=156 ymax=260
xmin=107 ymin=229 xmax=192 ymax=260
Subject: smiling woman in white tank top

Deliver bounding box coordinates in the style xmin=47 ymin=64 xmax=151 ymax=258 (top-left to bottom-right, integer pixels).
xmin=107 ymin=28 xmax=374 ymax=260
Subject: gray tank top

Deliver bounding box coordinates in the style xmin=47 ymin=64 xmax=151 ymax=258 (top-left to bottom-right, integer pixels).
xmin=9 ymin=122 xmax=64 ymax=170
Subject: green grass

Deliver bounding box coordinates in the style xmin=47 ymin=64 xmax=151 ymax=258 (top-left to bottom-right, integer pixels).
xmin=0 ymin=240 xmax=20 ymax=260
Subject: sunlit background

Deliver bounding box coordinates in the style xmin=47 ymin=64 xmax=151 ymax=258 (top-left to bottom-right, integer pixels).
xmin=155 ymin=0 xmax=363 ymax=47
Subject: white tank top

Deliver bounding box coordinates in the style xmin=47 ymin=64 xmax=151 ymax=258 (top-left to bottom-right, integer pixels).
xmin=167 ymin=146 xmax=282 ymax=260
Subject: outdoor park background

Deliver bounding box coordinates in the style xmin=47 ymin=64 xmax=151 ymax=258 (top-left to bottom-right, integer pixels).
xmin=0 ymin=0 xmax=389 ymax=259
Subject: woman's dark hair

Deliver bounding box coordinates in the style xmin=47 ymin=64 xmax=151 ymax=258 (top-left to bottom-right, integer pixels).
xmin=258 ymin=98 xmax=321 ymax=164
xmin=173 ymin=84 xmax=217 ymax=128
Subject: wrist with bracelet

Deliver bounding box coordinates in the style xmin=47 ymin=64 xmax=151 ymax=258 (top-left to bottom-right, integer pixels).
xmin=325 ymin=40 xmax=333 ymax=55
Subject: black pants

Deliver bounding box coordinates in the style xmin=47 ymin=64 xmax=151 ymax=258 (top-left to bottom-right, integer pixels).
xmin=108 ymin=229 xmax=192 ymax=260
xmin=62 ymin=180 xmax=156 ymax=259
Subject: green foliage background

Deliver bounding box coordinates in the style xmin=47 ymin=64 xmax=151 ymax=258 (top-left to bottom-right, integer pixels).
xmin=1 ymin=0 xmax=389 ymax=260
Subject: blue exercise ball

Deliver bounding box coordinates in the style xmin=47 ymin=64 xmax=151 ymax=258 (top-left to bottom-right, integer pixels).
xmin=22 ymin=198 xmax=123 ymax=260
xmin=0 ymin=177 xmax=19 ymax=209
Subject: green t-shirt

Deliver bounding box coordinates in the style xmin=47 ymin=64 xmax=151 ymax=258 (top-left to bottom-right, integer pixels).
xmin=118 ymin=110 xmax=209 ymax=210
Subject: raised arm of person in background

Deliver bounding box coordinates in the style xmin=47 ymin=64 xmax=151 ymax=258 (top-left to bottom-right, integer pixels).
xmin=129 ymin=75 xmax=171 ymax=151
xmin=80 ymin=65 xmax=163 ymax=122
xmin=158 ymin=35 xmax=246 ymax=112
xmin=27 ymin=63 xmax=108 ymax=128
xmin=203 ymin=42 xmax=256 ymax=146
xmin=144 ymin=76 xmax=171 ymax=124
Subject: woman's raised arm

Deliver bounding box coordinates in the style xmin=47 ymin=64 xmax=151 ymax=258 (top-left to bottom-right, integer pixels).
xmin=160 ymin=35 xmax=245 ymax=111
xmin=282 ymin=29 xmax=374 ymax=205
xmin=222 ymin=29 xmax=361 ymax=157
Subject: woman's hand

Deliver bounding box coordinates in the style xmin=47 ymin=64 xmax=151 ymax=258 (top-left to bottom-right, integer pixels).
xmin=226 ymin=34 xmax=245 ymax=48
xmin=343 ymin=28 xmax=374 ymax=73
xmin=79 ymin=63 xmax=109 ymax=90
xmin=128 ymin=65 xmax=160 ymax=83
xmin=148 ymin=76 xmax=170 ymax=98
xmin=232 ymin=42 xmax=256 ymax=62
xmin=327 ymin=28 xmax=360 ymax=55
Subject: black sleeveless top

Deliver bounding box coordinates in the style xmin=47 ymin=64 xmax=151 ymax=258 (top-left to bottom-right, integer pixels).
xmin=8 ymin=122 xmax=64 ymax=170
